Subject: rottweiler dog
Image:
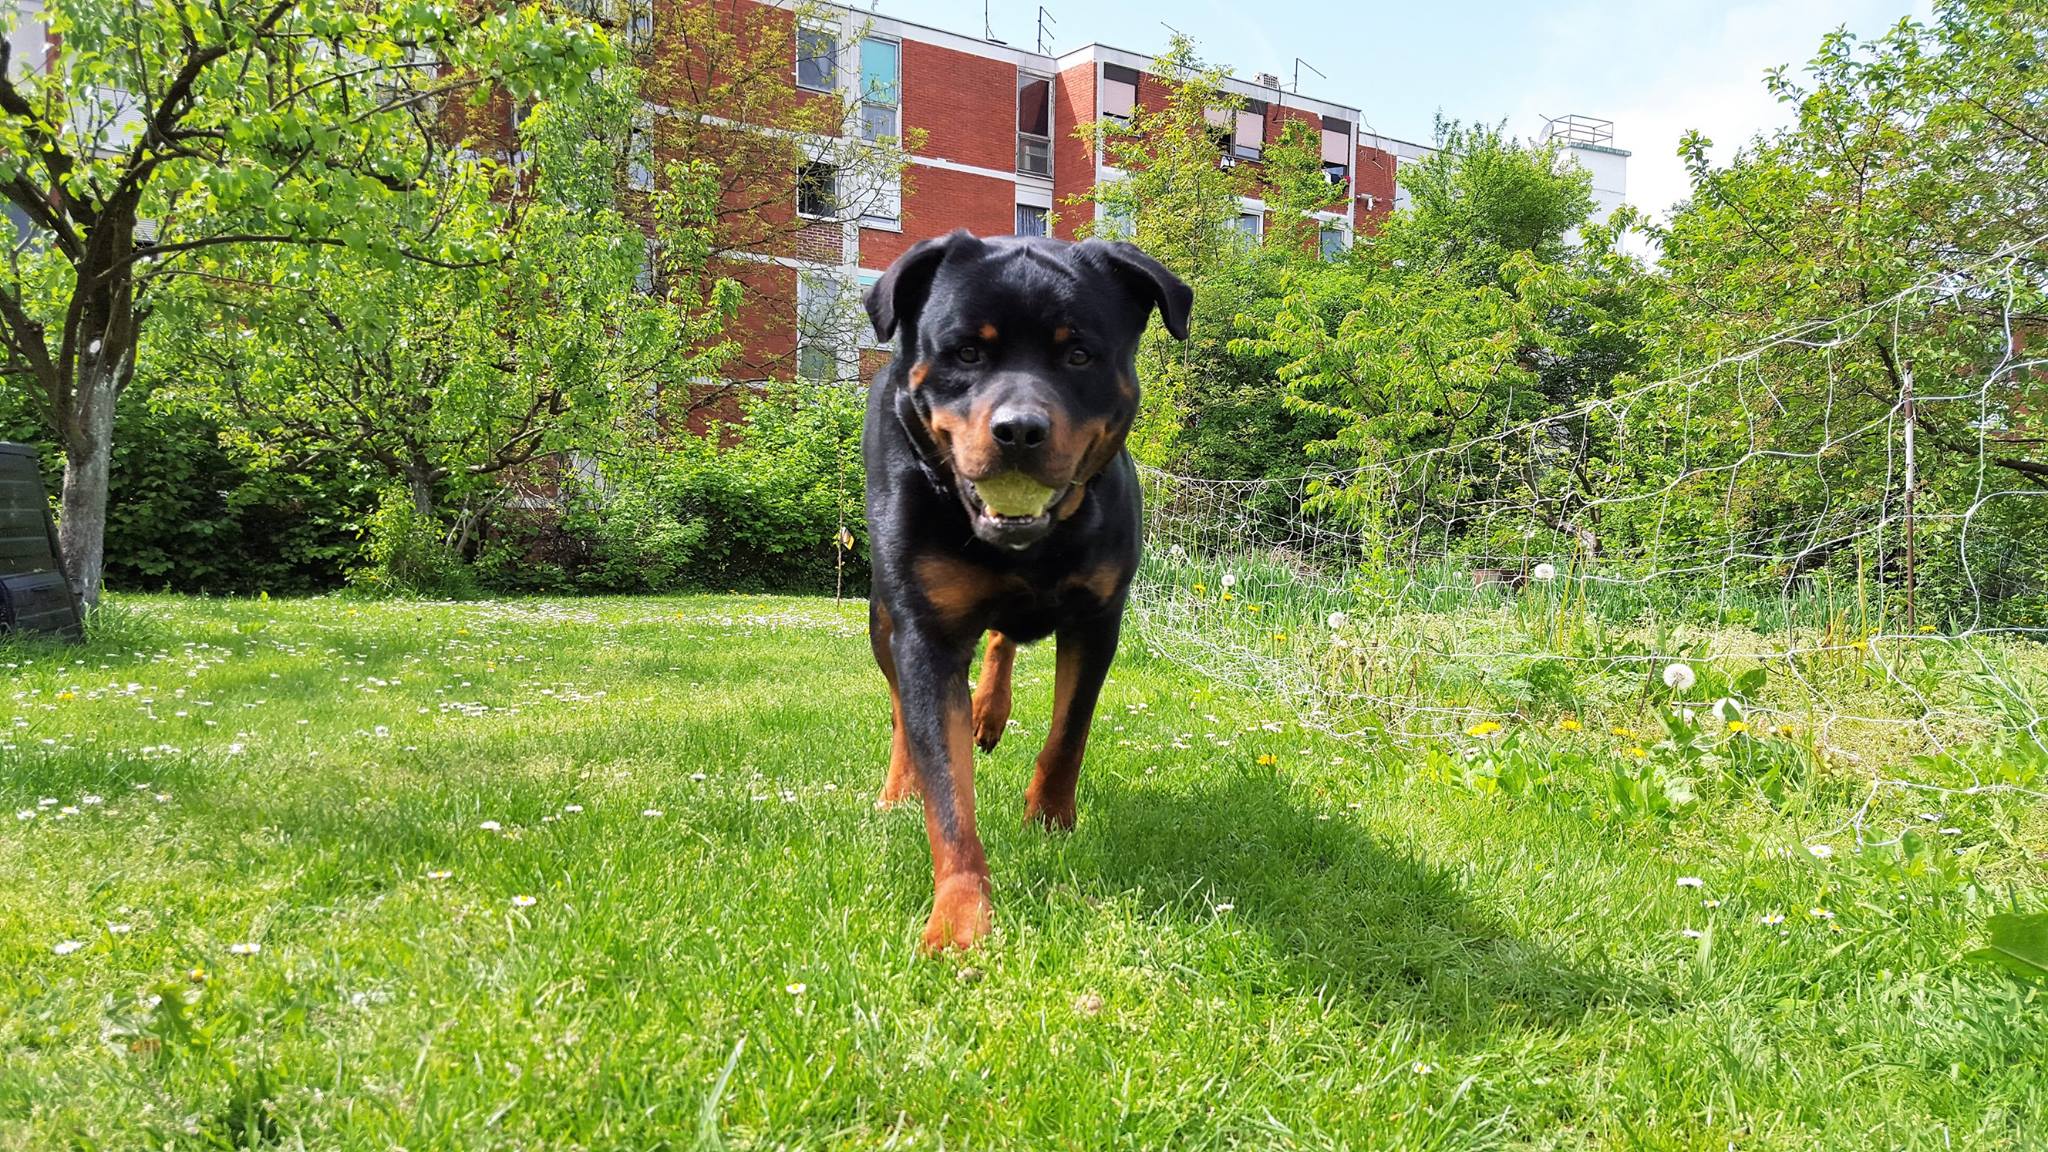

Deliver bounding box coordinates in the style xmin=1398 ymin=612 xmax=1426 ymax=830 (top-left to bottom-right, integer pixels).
xmin=862 ymin=229 xmax=1192 ymax=951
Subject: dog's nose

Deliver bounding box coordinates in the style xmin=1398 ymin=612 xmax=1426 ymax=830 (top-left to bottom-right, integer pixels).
xmin=989 ymin=404 xmax=1050 ymax=450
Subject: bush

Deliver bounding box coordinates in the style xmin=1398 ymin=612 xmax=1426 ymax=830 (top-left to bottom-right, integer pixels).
xmin=0 ymin=382 xmax=371 ymax=594
xmin=478 ymin=386 xmax=867 ymax=594
xmin=351 ymin=488 xmax=477 ymax=598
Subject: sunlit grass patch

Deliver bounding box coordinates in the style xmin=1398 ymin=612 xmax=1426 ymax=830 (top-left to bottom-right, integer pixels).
xmin=1 ymin=593 xmax=2043 ymax=1150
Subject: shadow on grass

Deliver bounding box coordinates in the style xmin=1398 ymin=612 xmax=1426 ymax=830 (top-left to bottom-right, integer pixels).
xmin=1037 ymin=764 xmax=1653 ymax=1029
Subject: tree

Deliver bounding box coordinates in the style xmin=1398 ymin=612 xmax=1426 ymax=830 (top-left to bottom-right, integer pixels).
xmin=0 ymin=0 xmax=606 ymax=603
xmin=1652 ymin=0 xmax=2048 ymax=619
xmin=151 ymin=65 xmax=740 ymax=557
xmin=1238 ymin=121 xmax=1640 ymax=558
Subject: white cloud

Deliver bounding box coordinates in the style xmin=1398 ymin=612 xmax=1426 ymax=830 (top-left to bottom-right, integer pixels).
xmin=1504 ymin=0 xmax=1929 ymax=252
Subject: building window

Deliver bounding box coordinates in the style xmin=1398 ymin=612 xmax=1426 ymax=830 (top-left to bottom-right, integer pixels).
xmin=796 ymin=25 xmax=837 ymax=92
xmin=1015 ymin=204 xmax=1048 ymax=237
xmin=1017 ymin=72 xmax=1051 ymax=176
xmin=1232 ymin=210 xmax=1263 ymax=244
xmin=1233 ymin=99 xmax=1266 ymax=160
xmin=623 ymin=0 xmax=652 ymax=48
xmin=797 ymin=271 xmax=849 ymax=382
xmin=1320 ymin=114 xmax=1351 ymax=184
xmin=1101 ymin=202 xmax=1135 ymax=240
xmin=1101 ymin=63 xmax=1139 ymax=122
xmin=626 ymin=106 xmax=654 ymax=191
xmin=1319 ymin=224 xmax=1347 ymax=259
xmin=634 ymin=236 xmax=660 ymax=294
xmin=858 ymin=37 xmax=900 ymax=142
xmin=856 ymin=270 xmax=885 ymax=348
xmin=797 ymin=161 xmax=837 ymax=218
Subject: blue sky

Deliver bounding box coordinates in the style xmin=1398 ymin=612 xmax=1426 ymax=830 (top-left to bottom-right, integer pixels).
xmin=867 ymin=0 xmax=1930 ymax=230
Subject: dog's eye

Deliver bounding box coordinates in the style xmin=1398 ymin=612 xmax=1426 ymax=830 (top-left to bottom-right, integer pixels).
xmin=955 ymin=345 xmax=983 ymax=365
xmin=1066 ymin=347 xmax=1092 ymax=366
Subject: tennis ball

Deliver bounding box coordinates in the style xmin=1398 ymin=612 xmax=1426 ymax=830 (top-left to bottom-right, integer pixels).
xmin=973 ymin=472 xmax=1058 ymax=517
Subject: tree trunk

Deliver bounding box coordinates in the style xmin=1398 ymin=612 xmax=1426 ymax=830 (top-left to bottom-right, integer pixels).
xmin=58 ymin=436 xmax=111 ymax=608
xmin=407 ymin=468 xmax=437 ymax=519
xmin=56 ymin=370 xmax=120 ymax=607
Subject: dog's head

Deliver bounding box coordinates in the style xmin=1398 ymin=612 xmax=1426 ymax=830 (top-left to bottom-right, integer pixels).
xmin=866 ymin=230 xmax=1192 ymax=550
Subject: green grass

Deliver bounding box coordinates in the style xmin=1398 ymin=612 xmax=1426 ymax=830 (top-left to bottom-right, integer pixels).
xmin=2 ymin=594 xmax=2044 ymax=1150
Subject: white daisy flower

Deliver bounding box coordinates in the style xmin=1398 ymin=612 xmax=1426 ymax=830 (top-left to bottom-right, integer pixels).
xmin=786 ymin=982 xmax=807 ymax=996
xmin=1676 ymin=876 xmax=1704 ymax=888
xmin=53 ymin=940 xmax=85 ymax=955
xmin=642 ymin=809 xmax=663 ymax=818
xmin=229 ymin=942 xmax=261 ymax=956
xmin=1806 ymin=844 xmax=1834 ymax=859
xmin=478 ymin=820 xmax=502 ymax=832
xmin=511 ymin=895 xmax=537 ymax=908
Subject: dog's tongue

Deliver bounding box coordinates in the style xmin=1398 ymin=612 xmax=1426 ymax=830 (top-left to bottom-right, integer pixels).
xmin=973 ymin=473 xmax=1058 ymax=517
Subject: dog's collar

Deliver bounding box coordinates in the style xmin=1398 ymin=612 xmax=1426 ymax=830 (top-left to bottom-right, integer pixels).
xmin=893 ymin=388 xmax=957 ymax=501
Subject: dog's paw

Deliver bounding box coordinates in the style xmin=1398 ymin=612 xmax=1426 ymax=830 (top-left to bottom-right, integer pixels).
xmin=1022 ymin=784 xmax=1076 ymax=832
xmin=972 ymin=704 xmax=1010 ymax=753
xmin=875 ymin=757 xmax=920 ymax=809
xmin=920 ymin=873 xmax=993 ymax=952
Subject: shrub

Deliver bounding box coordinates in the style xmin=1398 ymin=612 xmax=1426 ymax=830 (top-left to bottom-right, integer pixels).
xmin=351 ymin=488 xmax=476 ymax=599
xmin=478 ymin=386 xmax=867 ymax=594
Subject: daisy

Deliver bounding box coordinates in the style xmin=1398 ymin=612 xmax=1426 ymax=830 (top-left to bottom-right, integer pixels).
xmin=426 ymin=870 xmax=453 ymax=881
xmin=1806 ymin=844 xmax=1834 ymax=859
xmin=478 ymin=820 xmax=502 ymax=832
xmin=642 ymin=809 xmax=664 ymax=818
xmin=786 ymin=982 xmax=807 ymax=996
xmin=52 ymin=940 xmax=85 ymax=955
xmin=229 ymin=942 xmax=261 ymax=956
xmin=1760 ymin=912 xmax=1785 ymax=926
xmin=511 ymin=895 xmax=537 ymax=908
xmin=1676 ymin=876 xmax=1704 ymax=888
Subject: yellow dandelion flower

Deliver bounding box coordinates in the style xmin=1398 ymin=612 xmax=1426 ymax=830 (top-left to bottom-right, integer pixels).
xmin=1610 ymin=726 xmax=1637 ymax=739
xmin=1466 ymin=721 xmax=1502 ymax=737
xmin=1220 ymin=592 xmax=1235 ymax=602
xmin=1558 ymin=718 xmax=1583 ymax=732
xmin=1726 ymin=720 xmax=1748 ymax=733
xmin=1256 ymin=753 xmax=1278 ymax=766
xmin=1272 ymin=631 xmax=1288 ymax=641
xmin=1917 ymin=624 xmax=1936 ymax=634
xmin=56 ymin=691 xmax=75 ymax=701
xmin=1247 ymin=604 xmax=1263 ymax=614
xmin=1850 ymin=639 xmax=1869 ymax=652
xmin=1625 ymin=746 xmax=1648 ymax=759
xmin=1192 ymin=583 xmax=1206 ymax=595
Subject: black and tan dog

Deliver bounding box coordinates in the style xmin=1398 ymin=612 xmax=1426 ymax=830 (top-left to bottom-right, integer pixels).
xmin=861 ymin=229 xmax=1191 ymax=950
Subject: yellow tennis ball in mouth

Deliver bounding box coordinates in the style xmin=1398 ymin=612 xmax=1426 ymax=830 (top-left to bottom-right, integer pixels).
xmin=972 ymin=472 xmax=1058 ymax=517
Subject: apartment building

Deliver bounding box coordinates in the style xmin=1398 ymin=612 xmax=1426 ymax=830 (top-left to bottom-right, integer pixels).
xmin=709 ymin=0 xmax=1414 ymax=387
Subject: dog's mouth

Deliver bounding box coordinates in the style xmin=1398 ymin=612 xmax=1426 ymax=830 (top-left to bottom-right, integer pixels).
xmin=959 ymin=472 xmax=1070 ymax=550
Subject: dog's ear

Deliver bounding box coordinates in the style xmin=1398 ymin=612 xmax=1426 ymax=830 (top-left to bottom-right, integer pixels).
xmin=866 ymin=229 xmax=980 ymax=344
xmin=1099 ymin=241 xmax=1194 ymax=341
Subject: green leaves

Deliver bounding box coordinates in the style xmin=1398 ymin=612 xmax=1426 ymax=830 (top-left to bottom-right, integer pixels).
xmin=1968 ymin=912 xmax=2048 ymax=985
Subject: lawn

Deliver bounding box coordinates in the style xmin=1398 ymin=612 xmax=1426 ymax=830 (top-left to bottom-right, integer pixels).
xmin=2 ymin=594 xmax=2044 ymax=1150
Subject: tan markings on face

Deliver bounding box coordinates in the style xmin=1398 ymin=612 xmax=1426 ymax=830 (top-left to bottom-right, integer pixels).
xmin=1118 ymin=372 xmax=1138 ymax=404
xmin=978 ymin=323 xmax=999 ymax=342
xmin=928 ymin=397 xmax=1004 ymax=481
xmin=1053 ymin=483 xmax=1087 ymax=519
xmin=908 ymin=361 xmax=931 ymax=391
xmin=1053 ymin=326 xmax=1071 ymax=343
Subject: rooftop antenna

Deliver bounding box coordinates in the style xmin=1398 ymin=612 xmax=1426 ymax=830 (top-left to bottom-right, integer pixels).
xmin=1291 ymin=56 xmax=1324 ymax=93
xmin=1036 ymin=5 xmax=1056 ymax=55
xmin=984 ymin=0 xmax=993 ymax=39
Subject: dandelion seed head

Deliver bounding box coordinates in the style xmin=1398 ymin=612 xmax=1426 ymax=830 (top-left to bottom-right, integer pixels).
xmin=1662 ymin=663 xmax=1697 ymax=691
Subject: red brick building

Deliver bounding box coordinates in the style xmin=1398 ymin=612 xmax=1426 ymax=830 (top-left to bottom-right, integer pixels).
xmin=670 ymin=0 xmax=1429 ymax=389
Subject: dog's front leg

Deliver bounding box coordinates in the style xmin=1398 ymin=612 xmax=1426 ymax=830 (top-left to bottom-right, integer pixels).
xmin=1025 ymin=607 xmax=1123 ymax=830
xmin=890 ymin=620 xmax=993 ymax=951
